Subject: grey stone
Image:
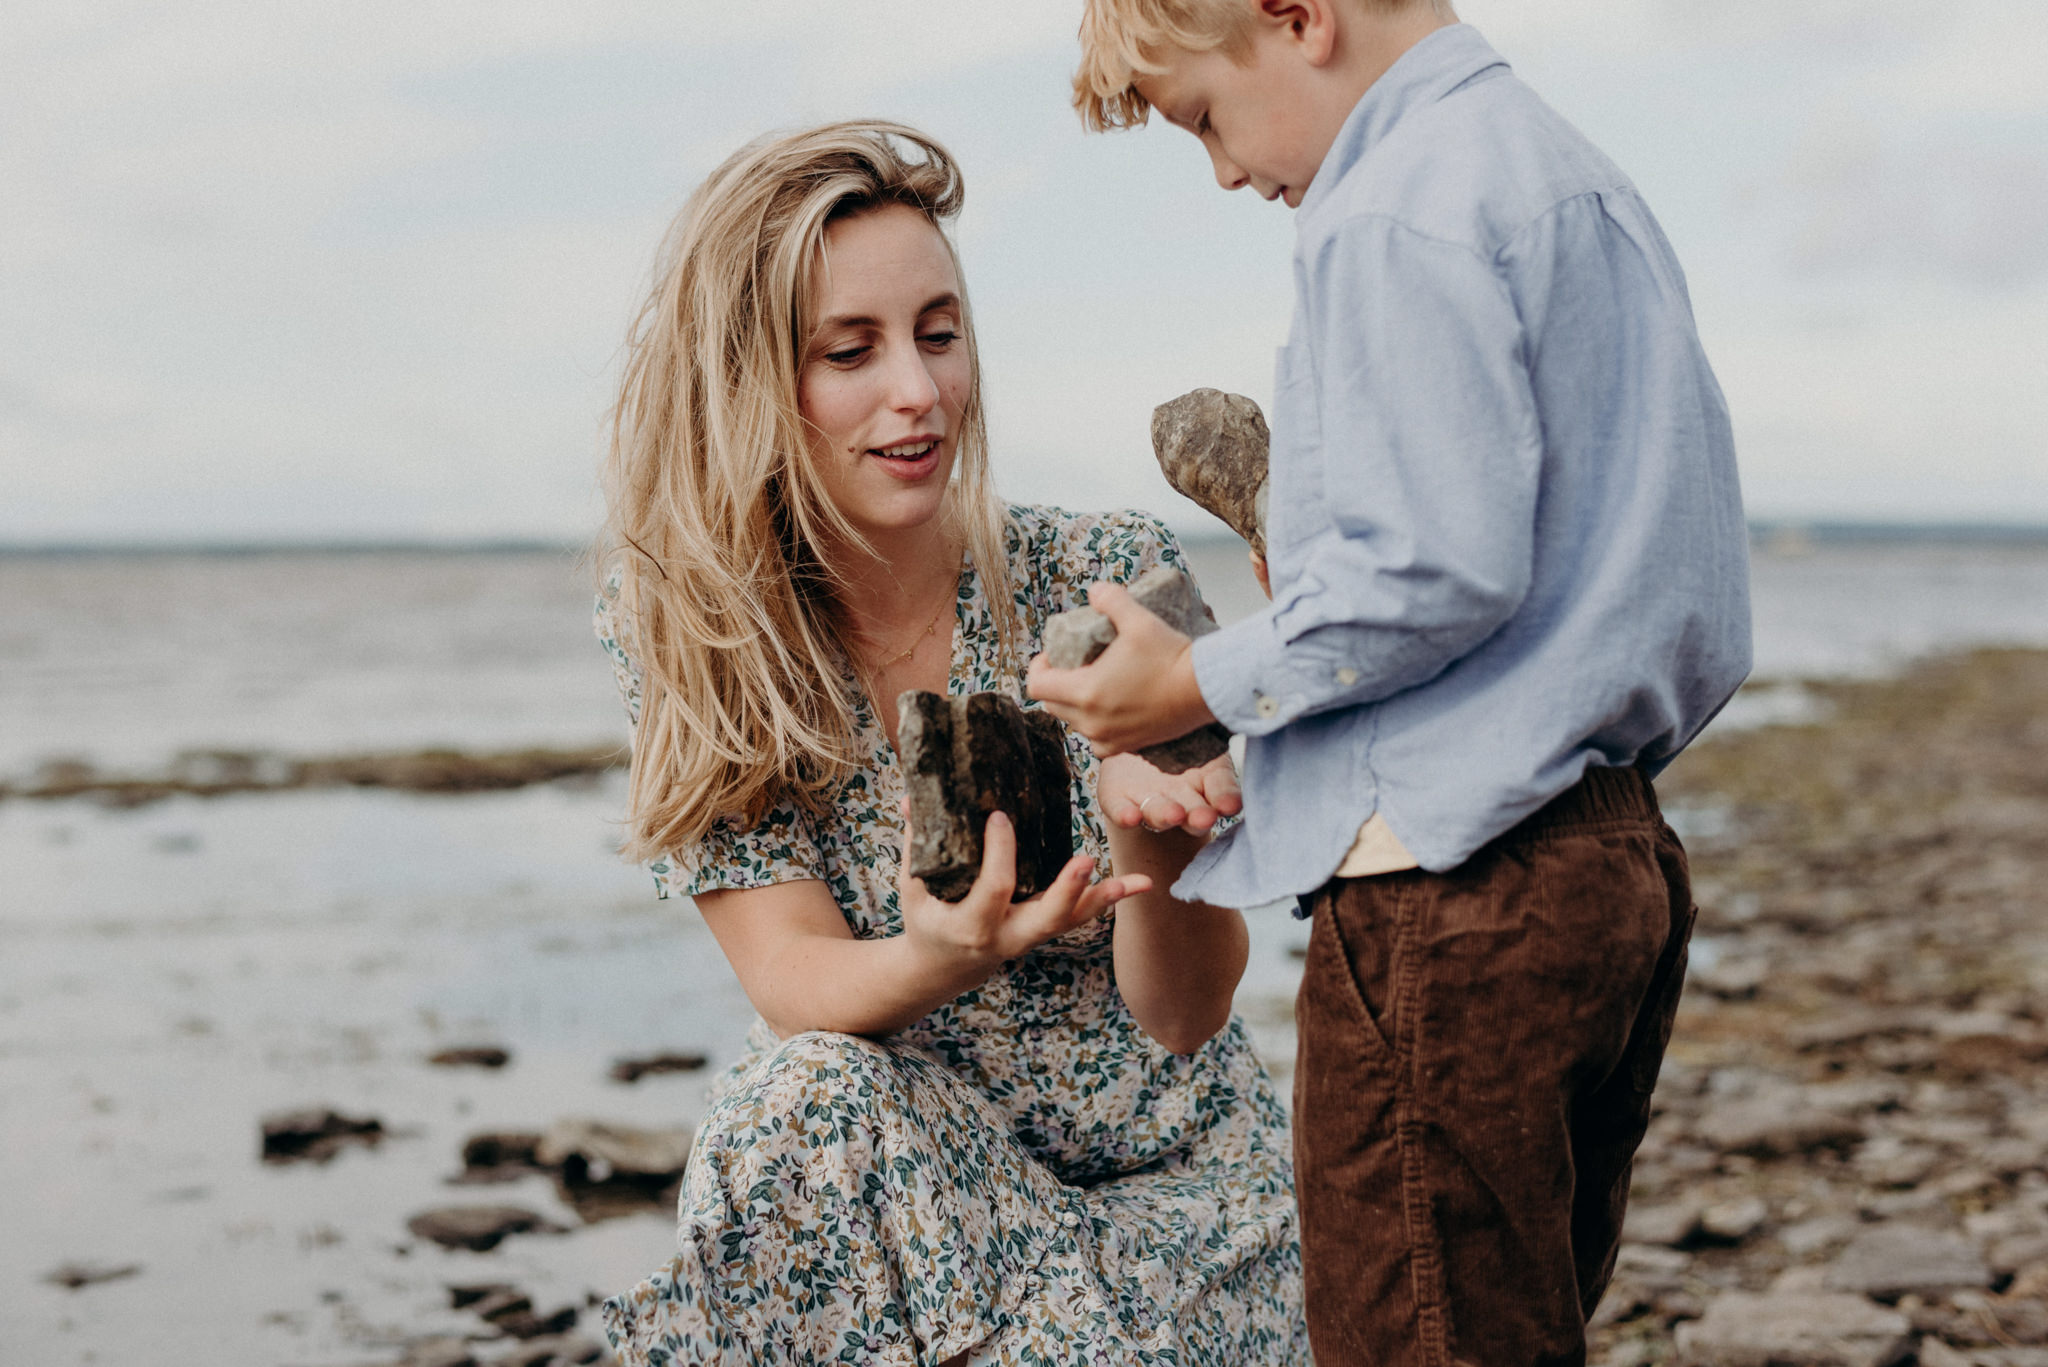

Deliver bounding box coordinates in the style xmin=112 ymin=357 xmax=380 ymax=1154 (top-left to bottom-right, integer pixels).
xmin=1700 ymin=1196 xmax=1770 ymax=1244
xmin=534 ymin=1119 xmax=693 ymax=1180
xmin=1694 ymin=1100 xmax=1865 ymax=1157
xmin=898 ymin=690 xmax=1074 ymax=902
xmin=1673 ymin=1290 xmax=1912 ymax=1366
xmin=1825 ymin=1226 xmax=1992 ymax=1302
xmin=404 ymin=1205 xmax=563 ymax=1252
xmin=1038 ymin=565 xmax=1232 ymax=775
xmin=426 ymin=1045 xmax=510 ymax=1069
xmin=1626 ymin=1201 xmax=1703 ymax=1248
xmin=486 ymin=1333 xmax=606 ymax=1366
xmin=1151 ymin=388 xmax=1271 ymax=557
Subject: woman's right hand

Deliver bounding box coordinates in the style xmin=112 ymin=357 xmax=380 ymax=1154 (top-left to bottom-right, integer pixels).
xmin=898 ymin=803 xmax=1150 ymax=971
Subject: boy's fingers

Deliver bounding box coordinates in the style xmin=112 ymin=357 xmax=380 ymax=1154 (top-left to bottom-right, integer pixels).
xmin=1024 ymin=654 xmax=1077 ymax=705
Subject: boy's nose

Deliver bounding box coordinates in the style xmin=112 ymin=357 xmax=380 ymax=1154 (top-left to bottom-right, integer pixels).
xmin=1205 ymin=142 xmax=1250 ymax=193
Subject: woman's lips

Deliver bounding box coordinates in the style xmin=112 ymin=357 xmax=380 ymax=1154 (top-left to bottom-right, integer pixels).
xmin=869 ymin=439 xmax=942 ymax=481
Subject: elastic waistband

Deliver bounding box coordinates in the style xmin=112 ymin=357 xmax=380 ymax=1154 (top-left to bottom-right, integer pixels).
xmin=1505 ymin=763 xmax=1661 ymax=843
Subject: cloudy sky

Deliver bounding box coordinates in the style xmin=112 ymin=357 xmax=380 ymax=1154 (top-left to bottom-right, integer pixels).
xmin=5 ymin=0 xmax=2045 ymax=544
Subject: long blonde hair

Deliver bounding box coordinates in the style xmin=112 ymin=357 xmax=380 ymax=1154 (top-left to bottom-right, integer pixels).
xmin=601 ymin=120 xmax=1015 ymax=861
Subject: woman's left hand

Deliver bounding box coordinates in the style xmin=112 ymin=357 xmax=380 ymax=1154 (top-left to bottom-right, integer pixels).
xmin=1096 ymin=750 xmax=1242 ymax=838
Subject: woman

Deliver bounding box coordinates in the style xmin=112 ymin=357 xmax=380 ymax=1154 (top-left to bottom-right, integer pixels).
xmin=596 ymin=120 xmax=1305 ymax=1365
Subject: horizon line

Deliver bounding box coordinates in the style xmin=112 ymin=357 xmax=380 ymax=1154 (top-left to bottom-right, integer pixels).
xmin=5 ymin=518 xmax=2048 ymax=556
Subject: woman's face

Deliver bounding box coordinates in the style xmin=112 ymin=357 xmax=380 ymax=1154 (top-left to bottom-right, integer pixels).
xmin=798 ymin=203 xmax=972 ymax=542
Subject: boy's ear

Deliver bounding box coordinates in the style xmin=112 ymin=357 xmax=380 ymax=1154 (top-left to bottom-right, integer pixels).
xmin=1253 ymin=0 xmax=1340 ymax=66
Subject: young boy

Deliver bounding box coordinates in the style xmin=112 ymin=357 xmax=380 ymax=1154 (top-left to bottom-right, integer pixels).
xmin=1029 ymin=0 xmax=1752 ymax=1361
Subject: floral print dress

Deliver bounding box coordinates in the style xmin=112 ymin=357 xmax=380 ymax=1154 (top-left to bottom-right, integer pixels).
xmin=595 ymin=505 xmax=1307 ymax=1365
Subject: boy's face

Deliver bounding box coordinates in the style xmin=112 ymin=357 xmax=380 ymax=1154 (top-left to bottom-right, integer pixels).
xmin=1133 ymin=25 xmax=1340 ymax=208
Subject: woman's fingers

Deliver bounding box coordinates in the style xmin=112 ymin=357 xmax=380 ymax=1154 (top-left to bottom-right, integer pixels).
xmin=963 ymin=809 xmax=1018 ymax=906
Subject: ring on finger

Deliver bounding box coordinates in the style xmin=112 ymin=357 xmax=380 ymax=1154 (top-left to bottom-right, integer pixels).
xmin=1138 ymin=794 xmax=1169 ymax=833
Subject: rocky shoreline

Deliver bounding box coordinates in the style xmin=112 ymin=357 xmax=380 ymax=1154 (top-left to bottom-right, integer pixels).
xmin=1596 ymin=648 xmax=2048 ymax=1366
xmin=1 ymin=744 xmax=623 ymax=805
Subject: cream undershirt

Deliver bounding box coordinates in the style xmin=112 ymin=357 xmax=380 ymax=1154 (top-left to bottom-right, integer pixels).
xmin=1335 ymin=812 xmax=1421 ymax=878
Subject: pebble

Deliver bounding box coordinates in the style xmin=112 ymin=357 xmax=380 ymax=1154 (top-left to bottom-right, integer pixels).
xmin=1824 ymin=1226 xmax=1993 ymax=1303
xmin=1692 ymin=1101 xmax=1864 ymax=1158
xmin=42 ymin=1261 xmax=142 ymax=1290
xmin=1674 ymin=1290 xmax=1911 ymax=1367
xmin=427 ymin=1046 xmax=511 ymax=1069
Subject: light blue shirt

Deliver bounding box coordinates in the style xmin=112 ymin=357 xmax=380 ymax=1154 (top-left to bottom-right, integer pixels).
xmin=1178 ymin=25 xmax=1752 ymax=909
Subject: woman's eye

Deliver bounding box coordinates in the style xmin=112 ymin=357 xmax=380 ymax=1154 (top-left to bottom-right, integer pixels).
xmin=823 ymin=345 xmax=868 ymax=365
xmin=919 ymin=330 xmax=959 ymax=349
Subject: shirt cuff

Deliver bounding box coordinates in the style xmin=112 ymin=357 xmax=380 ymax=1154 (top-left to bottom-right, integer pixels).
xmin=1191 ymin=606 xmax=1368 ymax=737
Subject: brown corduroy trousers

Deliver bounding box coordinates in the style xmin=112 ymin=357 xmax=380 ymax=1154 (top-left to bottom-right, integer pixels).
xmin=1293 ymin=766 xmax=1695 ymax=1367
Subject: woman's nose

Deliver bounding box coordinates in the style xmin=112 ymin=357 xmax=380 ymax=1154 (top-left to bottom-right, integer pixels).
xmin=884 ymin=344 xmax=940 ymax=414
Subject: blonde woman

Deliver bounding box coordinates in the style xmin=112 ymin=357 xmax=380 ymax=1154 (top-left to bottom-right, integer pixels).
xmin=595 ymin=121 xmax=1305 ymax=1365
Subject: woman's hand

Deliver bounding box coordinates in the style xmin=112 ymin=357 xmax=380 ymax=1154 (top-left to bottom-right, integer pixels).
xmin=1096 ymin=751 xmax=1241 ymax=838
xmin=898 ymin=803 xmax=1150 ymax=972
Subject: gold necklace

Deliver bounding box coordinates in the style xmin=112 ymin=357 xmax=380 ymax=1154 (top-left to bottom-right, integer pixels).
xmin=867 ymin=580 xmax=954 ymax=672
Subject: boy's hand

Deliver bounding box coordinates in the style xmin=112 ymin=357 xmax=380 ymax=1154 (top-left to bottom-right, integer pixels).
xmin=898 ymin=804 xmax=1148 ymax=968
xmin=1097 ymin=750 xmax=1241 ymax=837
xmin=1026 ymin=581 xmax=1218 ymax=756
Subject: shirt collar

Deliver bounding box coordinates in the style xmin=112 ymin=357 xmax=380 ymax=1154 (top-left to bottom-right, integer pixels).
xmin=1296 ymin=24 xmax=1510 ymax=220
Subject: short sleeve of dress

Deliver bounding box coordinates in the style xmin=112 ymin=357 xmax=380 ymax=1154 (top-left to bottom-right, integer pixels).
xmin=654 ymin=804 xmax=828 ymax=903
xmin=593 ymin=568 xmax=828 ymax=902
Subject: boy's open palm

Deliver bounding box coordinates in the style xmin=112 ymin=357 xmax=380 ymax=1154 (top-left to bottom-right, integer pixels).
xmin=897 ymin=803 xmax=1150 ymax=968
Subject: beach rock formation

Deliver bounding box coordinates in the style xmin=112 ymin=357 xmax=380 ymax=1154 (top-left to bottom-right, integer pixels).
xmin=897 ymin=691 xmax=1074 ymax=902
xmin=1151 ymin=388 xmax=1270 ymax=558
xmin=608 ymin=1050 xmax=707 ymax=1084
xmin=1040 ymin=565 xmax=1233 ymax=775
xmin=448 ymin=1283 xmax=580 ymax=1340
xmin=260 ymin=1107 xmax=385 ymax=1164
xmin=42 ymin=1261 xmax=142 ymax=1290
xmin=404 ymin=1205 xmax=563 ymax=1252
xmin=427 ymin=1045 xmax=510 ymax=1069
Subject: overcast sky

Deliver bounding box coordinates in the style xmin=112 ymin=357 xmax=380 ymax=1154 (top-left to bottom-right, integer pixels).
xmin=5 ymin=0 xmax=2045 ymax=544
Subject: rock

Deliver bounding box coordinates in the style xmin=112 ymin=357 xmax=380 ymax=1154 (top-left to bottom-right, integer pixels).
xmin=1691 ymin=956 xmax=1770 ymax=999
xmin=460 ymin=1131 xmax=543 ymax=1175
xmin=1699 ymin=1196 xmax=1769 ymax=1244
xmin=427 ymin=1046 xmax=510 ymax=1069
xmin=1150 ymin=388 xmax=1270 ymax=557
xmin=534 ymin=1120 xmax=693 ymax=1181
xmin=42 ymin=1261 xmax=141 ymax=1289
xmin=1627 ymin=1201 xmax=1703 ymax=1248
xmin=1824 ymin=1226 xmax=1993 ymax=1302
xmin=1673 ymin=1290 xmax=1912 ymax=1366
xmin=1991 ymin=1233 xmax=2048 ymax=1277
xmin=1038 ymin=565 xmax=1233 ymax=774
xmin=486 ymin=1334 xmax=606 ymax=1366
xmin=897 ymin=690 xmax=1074 ymax=901
xmin=1693 ymin=1100 xmax=1864 ymax=1157
xmin=608 ymin=1051 xmax=708 ymax=1084
xmin=260 ymin=1107 xmax=385 ymax=1164
xmin=395 ymin=1338 xmax=478 ymax=1367
xmin=1916 ymin=1339 xmax=1973 ymax=1367
xmin=1782 ymin=1216 xmax=1861 ymax=1257
xmin=405 ymin=1205 xmax=562 ymax=1252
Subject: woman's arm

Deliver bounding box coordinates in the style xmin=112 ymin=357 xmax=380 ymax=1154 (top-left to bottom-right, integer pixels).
xmin=696 ymin=812 xmax=1149 ymax=1039
xmin=1099 ymin=754 xmax=1250 ymax=1055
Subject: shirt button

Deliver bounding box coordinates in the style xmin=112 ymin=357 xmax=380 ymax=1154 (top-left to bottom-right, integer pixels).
xmin=1336 ymin=667 xmax=1359 ymax=687
xmin=1254 ymin=694 xmax=1280 ymax=719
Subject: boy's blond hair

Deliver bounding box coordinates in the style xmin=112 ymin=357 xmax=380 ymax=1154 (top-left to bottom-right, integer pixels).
xmin=1073 ymin=0 xmax=1452 ymax=131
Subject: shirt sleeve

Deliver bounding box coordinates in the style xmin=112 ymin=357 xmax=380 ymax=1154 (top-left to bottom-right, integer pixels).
xmin=1192 ymin=214 xmax=1542 ymax=737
